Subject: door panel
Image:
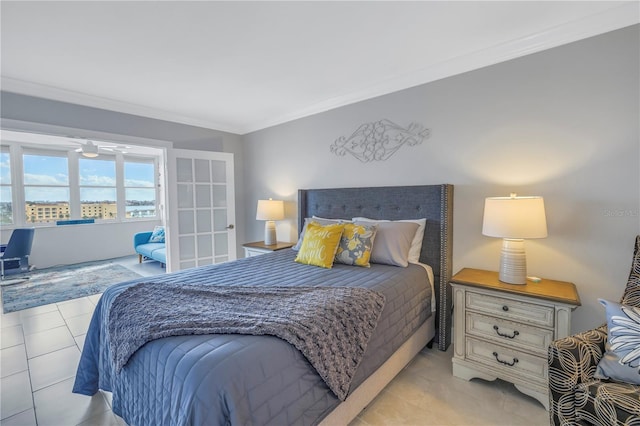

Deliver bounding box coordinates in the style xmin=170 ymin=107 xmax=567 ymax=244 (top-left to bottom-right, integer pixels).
xmin=166 ymin=149 xmax=235 ymax=272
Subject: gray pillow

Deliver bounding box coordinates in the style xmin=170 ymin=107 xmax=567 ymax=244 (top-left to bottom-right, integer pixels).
xmin=595 ymin=299 xmax=640 ymax=384
xmin=352 ymin=217 xmax=426 ymax=264
xmin=354 ymin=221 xmax=419 ymax=267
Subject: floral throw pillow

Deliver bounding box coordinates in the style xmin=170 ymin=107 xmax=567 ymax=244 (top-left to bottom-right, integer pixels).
xmin=595 ymin=299 xmax=640 ymax=384
xmin=148 ymin=226 xmax=165 ymax=243
xmin=335 ymin=223 xmax=377 ymax=267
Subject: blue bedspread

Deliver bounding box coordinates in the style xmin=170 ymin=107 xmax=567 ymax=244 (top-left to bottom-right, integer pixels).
xmin=73 ymin=250 xmax=431 ymax=425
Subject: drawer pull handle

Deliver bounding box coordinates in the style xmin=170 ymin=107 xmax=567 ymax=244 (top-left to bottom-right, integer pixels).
xmin=492 ymin=352 xmax=518 ymax=367
xmin=502 ymin=305 xmax=509 ymax=312
xmin=493 ymin=325 xmax=519 ymax=339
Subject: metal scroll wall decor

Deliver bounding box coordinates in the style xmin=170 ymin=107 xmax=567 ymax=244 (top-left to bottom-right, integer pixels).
xmin=330 ymin=119 xmax=430 ymax=163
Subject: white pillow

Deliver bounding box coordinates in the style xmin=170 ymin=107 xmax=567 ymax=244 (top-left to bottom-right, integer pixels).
xmin=352 ymin=217 xmax=426 ymax=263
xmin=293 ymin=216 xmax=351 ymax=251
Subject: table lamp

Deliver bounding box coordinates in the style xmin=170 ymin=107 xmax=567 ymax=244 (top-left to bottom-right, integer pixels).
xmin=256 ymin=198 xmax=285 ymax=245
xmin=482 ymin=193 xmax=547 ymax=284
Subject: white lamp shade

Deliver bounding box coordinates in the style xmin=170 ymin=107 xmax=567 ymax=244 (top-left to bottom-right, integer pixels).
xmin=482 ymin=196 xmax=547 ymax=239
xmin=256 ymin=199 xmax=285 ymax=221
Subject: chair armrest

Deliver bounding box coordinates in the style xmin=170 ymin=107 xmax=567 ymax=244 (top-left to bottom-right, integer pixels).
xmin=133 ymin=232 xmax=153 ymax=247
xmin=548 ymin=324 xmax=607 ymax=425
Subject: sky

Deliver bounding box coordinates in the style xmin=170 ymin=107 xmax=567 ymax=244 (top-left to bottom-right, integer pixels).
xmin=1 ymin=153 xmax=156 ymax=203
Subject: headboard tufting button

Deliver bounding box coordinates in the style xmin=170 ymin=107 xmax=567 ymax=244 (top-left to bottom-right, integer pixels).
xmin=375 ymin=205 xmax=381 ymax=211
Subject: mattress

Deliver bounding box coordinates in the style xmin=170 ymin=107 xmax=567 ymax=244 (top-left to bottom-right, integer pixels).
xmin=73 ymin=249 xmax=432 ymax=425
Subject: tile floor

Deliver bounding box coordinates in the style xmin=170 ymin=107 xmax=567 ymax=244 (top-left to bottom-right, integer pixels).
xmin=1 ymin=256 xmax=548 ymax=425
xmin=0 ymin=256 xmax=162 ymax=425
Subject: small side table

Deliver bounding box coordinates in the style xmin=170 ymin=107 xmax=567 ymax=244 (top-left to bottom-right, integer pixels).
xmin=242 ymin=241 xmax=294 ymax=258
xmin=450 ymin=268 xmax=581 ymax=409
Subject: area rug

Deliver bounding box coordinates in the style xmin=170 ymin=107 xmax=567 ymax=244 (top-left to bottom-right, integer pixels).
xmin=1 ymin=259 xmax=143 ymax=313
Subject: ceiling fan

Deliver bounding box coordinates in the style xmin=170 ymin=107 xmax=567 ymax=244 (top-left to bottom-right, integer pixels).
xmin=71 ymin=139 xmax=131 ymax=158
xmin=76 ymin=140 xmax=99 ymax=157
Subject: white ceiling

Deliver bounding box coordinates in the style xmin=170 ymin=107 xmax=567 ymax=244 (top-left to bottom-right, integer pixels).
xmin=1 ymin=1 xmax=638 ymax=135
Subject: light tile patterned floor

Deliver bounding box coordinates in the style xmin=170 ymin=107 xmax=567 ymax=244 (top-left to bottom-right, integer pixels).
xmin=1 ymin=256 xmax=549 ymax=425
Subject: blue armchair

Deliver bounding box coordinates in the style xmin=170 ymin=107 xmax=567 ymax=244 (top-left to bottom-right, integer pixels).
xmin=1 ymin=228 xmax=35 ymax=280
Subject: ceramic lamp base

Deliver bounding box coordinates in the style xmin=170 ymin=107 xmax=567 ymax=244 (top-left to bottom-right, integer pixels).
xmin=499 ymin=238 xmax=527 ymax=285
xmin=264 ymin=221 xmax=277 ymax=245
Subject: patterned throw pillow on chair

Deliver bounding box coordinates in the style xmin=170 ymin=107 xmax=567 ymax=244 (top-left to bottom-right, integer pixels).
xmin=149 ymin=226 xmax=165 ymax=243
xmin=595 ymin=299 xmax=640 ymax=384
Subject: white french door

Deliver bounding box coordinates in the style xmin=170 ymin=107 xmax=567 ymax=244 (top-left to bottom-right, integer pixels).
xmin=165 ymin=148 xmax=236 ymax=272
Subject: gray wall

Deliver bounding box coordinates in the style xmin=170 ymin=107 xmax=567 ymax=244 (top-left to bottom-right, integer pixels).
xmin=242 ymin=25 xmax=640 ymax=334
xmin=0 ymin=94 xmax=246 ymax=262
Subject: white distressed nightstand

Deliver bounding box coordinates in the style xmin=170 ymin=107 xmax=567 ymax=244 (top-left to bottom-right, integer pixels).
xmin=242 ymin=241 xmax=294 ymax=257
xmin=451 ymin=268 xmax=580 ymax=409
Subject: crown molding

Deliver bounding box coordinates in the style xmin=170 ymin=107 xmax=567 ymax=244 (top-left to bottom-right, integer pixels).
xmin=1 ymin=77 xmax=243 ymax=135
xmin=2 ymin=2 xmax=638 ymax=136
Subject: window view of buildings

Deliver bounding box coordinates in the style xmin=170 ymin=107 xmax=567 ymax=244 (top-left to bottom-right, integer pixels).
xmin=0 ymin=147 xmax=158 ymax=226
xmin=25 ymin=202 xmax=69 ymax=223
xmin=22 ymin=201 xmax=156 ymax=223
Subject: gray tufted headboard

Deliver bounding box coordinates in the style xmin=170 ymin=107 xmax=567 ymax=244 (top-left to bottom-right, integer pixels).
xmin=298 ymin=184 xmax=454 ymax=351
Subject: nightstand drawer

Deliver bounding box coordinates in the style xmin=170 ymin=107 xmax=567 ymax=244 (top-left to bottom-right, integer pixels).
xmin=245 ymin=248 xmax=267 ymax=257
xmin=243 ymin=242 xmax=294 ymax=258
xmin=465 ymin=337 xmax=547 ymax=382
xmin=466 ymin=291 xmax=554 ymax=327
xmin=466 ymin=312 xmax=554 ymax=355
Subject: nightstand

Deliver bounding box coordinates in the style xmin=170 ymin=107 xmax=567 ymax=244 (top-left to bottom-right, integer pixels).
xmin=451 ymin=268 xmax=580 ymax=409
xmin=242 ymin=241 xmax=294 ymax=257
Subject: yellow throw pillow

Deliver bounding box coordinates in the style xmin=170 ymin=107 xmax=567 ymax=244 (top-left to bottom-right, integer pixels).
xmin=294 ymin=222 xmax=345 ymax=268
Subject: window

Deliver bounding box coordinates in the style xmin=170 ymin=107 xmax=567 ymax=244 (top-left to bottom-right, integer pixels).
xmin=0 ymin=149 xmax=12 ymax=224
xmin=1 ymin=130 xmax=162 ymax=227
xmin=23 ymin=153 xmax=70 ymax=224
xmin=79 ymin=157 xmax=117 ymax=220
xmin=124 ymin=160 xmax=156 ymax=218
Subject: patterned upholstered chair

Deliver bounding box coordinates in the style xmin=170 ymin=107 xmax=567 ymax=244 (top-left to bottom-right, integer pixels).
xmin=548 ymin=236 xmax=640 ymax=425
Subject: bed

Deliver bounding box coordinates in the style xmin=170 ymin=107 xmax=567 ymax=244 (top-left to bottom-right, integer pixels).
xmin=73 ymin=184 xmax=453 ymax=425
